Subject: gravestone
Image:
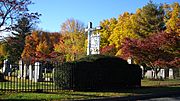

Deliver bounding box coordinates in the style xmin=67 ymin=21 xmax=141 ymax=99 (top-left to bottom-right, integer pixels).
xmin=145 ymin=70 xmax=153 ymax=79
xmin=169 ymin=68 xmax=174 ymax=79
xmin=52 ymin=68 xmax=55 ymax=81
xmin=2 ymin=59 xmax=10 ymax=76
xmin=34 ymin=62 xmax=39 ymax=82
xmin=157 ymin=69 xmax=165 ymax=79
xmin=29 ymin=65 xmax=33 ymax=80
xmin=18 ymin=60 xmax=23 ymax=78
xmin=34 ymin=62 xmax=42 ymax=82
xmin=23 ymin=64 xmax=27 ymax=78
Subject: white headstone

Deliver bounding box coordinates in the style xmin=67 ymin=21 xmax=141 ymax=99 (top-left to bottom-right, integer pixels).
xmin=127 ymin=58 xmax=132 ymax=64
xmin=23 ymin=64 xmax=27 ymax=78
xmin=145 ymin=70 xmax=154 ymax=79
xmin=18 ymin=60 xmax=23 ymax=78
xmin=2 ymin=59 xmax=10 ymax=76
xmin=29 ymin=65 xmax=32 ymax=80
xmin=169 ymin=68 xmax=174 ymax=79
xmin=2 ymin=59 xmax=7 ymax=73
xmin=34 ymin=62 xmax=40 ymax=82
xmin=157 ymin=69 xmax=165 ymax=79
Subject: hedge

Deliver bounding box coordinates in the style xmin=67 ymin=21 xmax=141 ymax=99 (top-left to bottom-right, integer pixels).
xmin=55 ymin=55 xmax=142 ymax=91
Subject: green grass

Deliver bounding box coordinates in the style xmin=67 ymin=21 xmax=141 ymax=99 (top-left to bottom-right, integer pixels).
xmin=0 ymin=91 xmax=131 ymax=100
xmin=0 ymin=79 xmax=180 ymax=100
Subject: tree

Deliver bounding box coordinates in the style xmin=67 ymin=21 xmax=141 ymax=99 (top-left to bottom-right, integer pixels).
xmin=35 ymin=32 xmax=60 ymax=62
xmin=0 ymin=0 xmax=41 ymax=32
xmin=5 ymin=17 xmax=37 ymax=63
xmin=109 ymin=12 xmax=139 ymax=48
xmin=120 ymin=31 xmax=180 ymax=79
xmin=133 ymin=1 xmax=165 ymax=37
xmin=21 ymin=31 xmax=39 ymax=64
xmin=100 ymin=44 xmax=117 ymax=56
xmin=99 ymin=18 xmax=117 ymax=48
xmin=0 ymin=42 xmax=8 ymax=65
xmin=164 ymin=2 xmax=180 ymax=33
xmin=54 ymin=19 xmax=86 ymax=62
xmin=22 ymin=31 xmax=61 ymax=64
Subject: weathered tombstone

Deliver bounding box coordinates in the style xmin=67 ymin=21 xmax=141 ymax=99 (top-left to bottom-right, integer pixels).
xmin=29 ymin=65 xmax=32 ymax=80
xmin=169 ymin=68 xmax=174 ymax=79
xmin=18 ymin=60 xmax=23 ymax=78
xmin=145 ymin=70 xmax=153 ymax=79
xmin=2 ymin=59 xmax=10 ymax=76
xmin=34 ymin=62 xmax=39 ymax=82
xmin=23 ymin=64 xmax=27 ymax=78
xmin=2 ymin=59 xmax=6 ymax=73
xmin=34 ymin=62 xmax=42 ymax=82
xmin=157 ymin=69 xmax=165 ymax=79
xmin=52 ymin=68 xmax=55 ymax=81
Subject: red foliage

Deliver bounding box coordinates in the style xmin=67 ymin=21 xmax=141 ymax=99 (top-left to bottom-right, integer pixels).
xmin=120 ymin=31 xmax=180 ymax=68
xmin=100 ymin=44 xmax=116 ymax=56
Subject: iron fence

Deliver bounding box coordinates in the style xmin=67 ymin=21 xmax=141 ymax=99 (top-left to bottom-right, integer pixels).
xmin=0 ymin=62 xmax=60 ymax=93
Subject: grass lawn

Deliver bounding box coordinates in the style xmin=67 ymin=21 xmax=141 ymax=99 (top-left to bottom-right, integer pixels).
xmin=0 ymin=79 xmax=180 ymax=100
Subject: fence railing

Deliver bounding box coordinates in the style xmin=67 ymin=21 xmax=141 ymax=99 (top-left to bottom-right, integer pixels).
xmin=0 ymin=62 xmax=60 ymax=93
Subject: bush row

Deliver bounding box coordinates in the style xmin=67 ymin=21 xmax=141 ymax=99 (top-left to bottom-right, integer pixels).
xmin=55 ymin=55 xmax=142 ymax=91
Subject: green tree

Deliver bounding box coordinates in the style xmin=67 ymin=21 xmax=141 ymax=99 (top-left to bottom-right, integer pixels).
xmin=5 ymin=17 xmax=37 ymax=63
xmin=133 ymin=1 xmax=165 ymax=37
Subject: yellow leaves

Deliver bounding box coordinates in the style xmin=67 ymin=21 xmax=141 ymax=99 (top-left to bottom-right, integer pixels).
xmin=53 ymin=19 xmax=86 ymax=62
xmin=0 ymin=43 xmax=7 ymax=56
xmin=165 ymin=2 xmax=180 ymax=33
xmin=108 ymin=12 xmax=138 ymax=48
xmin=36 ymin=41 xmax=50 ymax=54
xmin=99 ymin=18 xmax=117 ymax=48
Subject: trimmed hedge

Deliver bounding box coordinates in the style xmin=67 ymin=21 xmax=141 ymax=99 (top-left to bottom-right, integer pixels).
xmin=55 ymin=55 xmax=142 ymax=91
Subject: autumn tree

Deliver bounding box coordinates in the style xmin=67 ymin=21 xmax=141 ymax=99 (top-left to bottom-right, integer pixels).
xmin=54 ymin=19 xmax=86 ymax=62
xmin=100 ymin=44 xmax=117 ymax=56
xmin=99 ymin=18 xmax=117 ymax=48
xmin=0 ymin=0 xmax=41 ymax=32
xmin=22 ymin=31 xmax=61 ymax=64
xmin=35 ymin=32 xmax=60 ymax=62
xmin=120 ymin=31 xmax=180 ymax=79
xmin=108 ymin=12 xmax=139 ymax=49
xmin=21 ymin=31 xmax=39 ymax=64
xmin=164 ymin=2 xmax=180 ymax=33
xmin=0 ymin=42 xmax=8 ymax=65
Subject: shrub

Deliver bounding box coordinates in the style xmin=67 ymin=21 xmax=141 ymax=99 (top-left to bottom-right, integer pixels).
xmin=55 ymin=55 xmax=142 ymax=91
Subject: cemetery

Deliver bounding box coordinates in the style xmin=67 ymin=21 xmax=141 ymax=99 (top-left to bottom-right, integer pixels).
xmin=0 ymin=0 xmax=180 ymax=100
xmin=0 ymin=21 xmax=179 ymax=93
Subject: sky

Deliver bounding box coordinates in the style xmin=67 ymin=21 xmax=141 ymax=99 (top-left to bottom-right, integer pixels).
xmin=29 ymin=0 xmax=179 ymax=32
